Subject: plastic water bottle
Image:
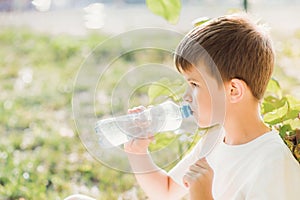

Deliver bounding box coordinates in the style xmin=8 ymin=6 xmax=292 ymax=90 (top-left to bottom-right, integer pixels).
xmin=95 ymin=101 xmax=192 ymax=148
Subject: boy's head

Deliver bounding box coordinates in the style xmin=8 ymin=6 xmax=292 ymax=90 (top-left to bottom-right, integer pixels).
xmin=175 ymin=14 xmax=275 ymax=127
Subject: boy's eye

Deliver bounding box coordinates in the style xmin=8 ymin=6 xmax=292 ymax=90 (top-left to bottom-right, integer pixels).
xmin=190 ymin=82 xmax=199 ymax=88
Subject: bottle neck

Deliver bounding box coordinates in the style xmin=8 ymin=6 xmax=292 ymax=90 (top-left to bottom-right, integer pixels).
xmin=181 ymin=104 xmax=192 ymax=118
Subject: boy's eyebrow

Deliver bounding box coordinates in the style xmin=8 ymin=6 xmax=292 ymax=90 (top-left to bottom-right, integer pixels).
xmin=187 ymin=77 xmax=206 ymax=86
xmin=187 ymin=78 xmax=201 ymax=83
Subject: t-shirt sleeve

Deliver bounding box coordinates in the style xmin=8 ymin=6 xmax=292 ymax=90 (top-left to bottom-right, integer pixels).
xmin=245 ymin=147 xmax=300 ymax=200
xmin=168 ymin=138 xmax=204 ymax=188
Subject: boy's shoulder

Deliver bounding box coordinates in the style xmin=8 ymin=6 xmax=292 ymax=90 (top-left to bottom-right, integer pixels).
xmin=240 ymin=132 xmax=300 ymax=199
xmin=251 ymin=131 xmax=299 ymax=167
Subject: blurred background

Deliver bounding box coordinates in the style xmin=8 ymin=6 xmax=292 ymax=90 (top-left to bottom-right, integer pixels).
xmin=0 ymin=0 xmax=300 ymax=199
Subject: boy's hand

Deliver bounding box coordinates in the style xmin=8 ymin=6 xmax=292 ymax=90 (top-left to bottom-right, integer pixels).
xmin=124 ymin=106 xmax=154 ymax=154
xmin=183 ymin=158 xmax=214 ymax=200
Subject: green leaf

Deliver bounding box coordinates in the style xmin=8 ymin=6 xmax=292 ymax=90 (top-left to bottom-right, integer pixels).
xmin=282 ymin=109 xmax=300 ymax=121
xmin=192 ymin=17 xmax=210 ymax=27
xmin=263 ymin=101 xmax=288 ymax=125
xmin=288 ymin=119 xmax=300 ymax=130
xmin=146 ymin=0 xmax=181 ymax=24
xmin=286 ymin=95 xmax=300 ymax=110
xmin=265 ymin=78 xmax=282 ymax=99
xmin=279 ymin=124 xmax=292 ymax=138
xmin=261 ymin=96 xmax=285 ymax=114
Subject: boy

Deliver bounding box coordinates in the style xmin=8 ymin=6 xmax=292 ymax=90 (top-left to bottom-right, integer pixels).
xmin=124 ymin=13 xmax=300 ymax=200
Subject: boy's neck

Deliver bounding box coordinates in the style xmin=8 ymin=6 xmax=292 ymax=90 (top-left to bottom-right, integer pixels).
xmin=223 ymin=104 xmax=271 ymax=145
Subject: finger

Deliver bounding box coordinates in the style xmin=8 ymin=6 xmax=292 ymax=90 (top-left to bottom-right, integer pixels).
xmin=195 ymin=157 xmax=210 ymax=169
xmin=127 ymin=109 xmax=135 ymax=114
xmin=148 ymin=135 xmax=155 ymax=143
xmin=183 ymin=171 xmax=197 ymax=187
xmin=134 ymin=106 xmax=146 ymax=112
xmin=128 ymin=108 xmax=141 ymax=114
xmin=189 ymin=163 xmax=202 ymax=173
xmin=183 ymin=178 xmax=189 ymax=187
xmin=148 ymin=135 xmax=154 ymax=140
xmin=129 ymin=138 xmax=135 ymax=146
xmin=128 ymin=106 xmax=146 ymax=114
xmin=183 ymin=174 xmax=192 ymax=187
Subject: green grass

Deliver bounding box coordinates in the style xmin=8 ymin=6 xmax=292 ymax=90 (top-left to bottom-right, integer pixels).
xmin=0 ymin=28 xmax=139 ymax=200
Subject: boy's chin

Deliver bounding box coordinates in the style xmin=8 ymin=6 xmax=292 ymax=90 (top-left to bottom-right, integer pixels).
xmin=196 ymin=119 xmax=219 ymax=129
xmin=197 ymin=122 xmax=212 ymax=129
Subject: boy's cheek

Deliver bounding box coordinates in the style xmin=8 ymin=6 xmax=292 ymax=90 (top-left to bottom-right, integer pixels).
xmin=195 ymin=106 xmax=213 ymax=127
xmin=197 ymin=98 xmax=223 ymax=127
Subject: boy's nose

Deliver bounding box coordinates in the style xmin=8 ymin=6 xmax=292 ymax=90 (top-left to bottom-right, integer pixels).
xmin=183 ymin=86 xmax=192 ymax=103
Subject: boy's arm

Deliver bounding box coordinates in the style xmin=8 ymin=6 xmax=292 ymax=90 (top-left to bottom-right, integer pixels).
xmin=125 ymin=139 xmax=188 ymax=200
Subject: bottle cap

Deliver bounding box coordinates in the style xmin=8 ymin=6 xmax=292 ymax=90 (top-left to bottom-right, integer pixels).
xmin=181 ymin=104 xmax=192 ymax=118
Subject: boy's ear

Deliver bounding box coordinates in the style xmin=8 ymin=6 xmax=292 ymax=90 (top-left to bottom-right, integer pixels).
xmin=228 ymin=78 xmax=246 ymax=103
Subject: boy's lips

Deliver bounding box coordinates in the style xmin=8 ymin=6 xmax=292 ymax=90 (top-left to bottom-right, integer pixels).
xmin=190 ymin=109 xmax=195 ymax=115
xmin=187 ymin=104 xmax=195 ymax=115
xmin=191 ymin=108 xmax=197 ymax=116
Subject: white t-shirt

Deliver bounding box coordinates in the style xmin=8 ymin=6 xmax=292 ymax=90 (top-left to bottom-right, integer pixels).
xmin=169 ymin=125 xmax=300 ymax=200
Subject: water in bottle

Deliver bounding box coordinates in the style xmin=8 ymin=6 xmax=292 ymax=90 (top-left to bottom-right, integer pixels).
xmin=95 ymin=101 xmax=192 ymax=148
